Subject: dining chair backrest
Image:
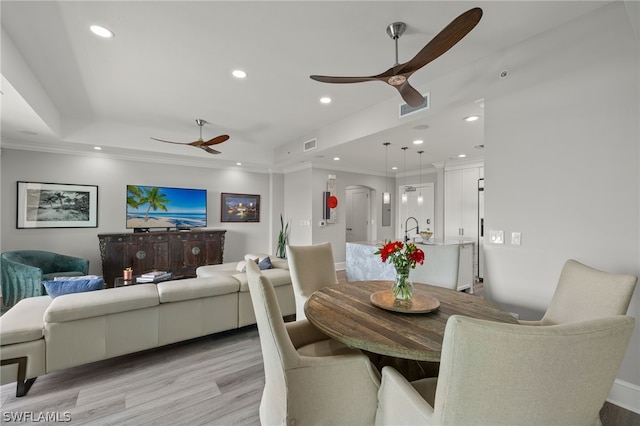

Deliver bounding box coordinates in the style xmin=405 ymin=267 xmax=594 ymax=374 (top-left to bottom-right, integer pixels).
xmin=376 ymin=314 xmax=635 ymax=425
xmin=409 ymin=244 xmax=460 ymax=289
xmin=536 ymin=259 xmax=637 ymax=325
xmin=286 ymin=241 xmax=338 ymax=320
xmin=246 ymin=256 xmax=381 ymax=425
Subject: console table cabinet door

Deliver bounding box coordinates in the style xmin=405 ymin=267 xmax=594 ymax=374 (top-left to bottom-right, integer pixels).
xmin=126 ymin=240 xmax=169 ymax=275
xmin=98 ymin=230 xmax=226 ymax=287
xmin=205 ymin=236 xmax=223 ymax=264
xmin=98 ymin=236 xmax=129 ymax=286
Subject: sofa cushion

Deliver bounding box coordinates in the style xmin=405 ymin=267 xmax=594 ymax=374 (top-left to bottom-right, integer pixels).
xmin=245 ymin=253 xmax=271 ymax=263
xmin=157 ymin=276 xmax=239 ymax=303
xmin=196 ymin=263 xmax=238 ymax=278
xmin=44 ymin=284 xmax=159 ymax=323
xmin=0 ymin=296 xmax=51 ymax=345
xmin=43 ymin=278 xmax=105 ymax=299
xmin=235 ymin=268 xmax=292 ymax=292
xmin=271 ymin=258 xmax=289 ymax=270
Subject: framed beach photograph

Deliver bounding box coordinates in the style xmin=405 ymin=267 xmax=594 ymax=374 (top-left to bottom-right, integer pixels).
xmin=221 ymin=193 xmax=260 ymax=223
xmin=17 ymin=181 xmax=98 ymax=228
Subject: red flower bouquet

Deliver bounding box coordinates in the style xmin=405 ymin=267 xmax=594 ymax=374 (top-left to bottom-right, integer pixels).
xmin=375 ymin=241 xmax=425 ymax=300
xmin=376 ymin=241 xmax=425 ymax=272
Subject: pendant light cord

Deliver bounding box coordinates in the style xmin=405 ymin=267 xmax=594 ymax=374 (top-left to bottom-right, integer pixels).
xmin=383 ymin=142 xmax=390 ymax=192
xmin=418 ymin=150 xmax=423 ymax=195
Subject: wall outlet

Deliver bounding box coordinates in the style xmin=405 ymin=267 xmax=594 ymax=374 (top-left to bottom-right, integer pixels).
xmin=511 ymin=232 xmax=521 ymax=245
xmin=489 ymin=230 xmax=504 ymax=244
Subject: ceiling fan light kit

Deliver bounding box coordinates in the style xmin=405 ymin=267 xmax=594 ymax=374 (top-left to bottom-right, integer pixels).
xmin=310 ymin=8 xmax=483 ymax=107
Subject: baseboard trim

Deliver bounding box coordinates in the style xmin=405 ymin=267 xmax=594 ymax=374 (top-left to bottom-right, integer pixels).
xmin=335 ymin=262 xmax=346 ymax=271
xmin=608 ymin=379 xmax=640 ymax=414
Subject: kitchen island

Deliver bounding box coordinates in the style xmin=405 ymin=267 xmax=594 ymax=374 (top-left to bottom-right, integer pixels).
xmin=345 ymin=239 xmax=475 ymax=292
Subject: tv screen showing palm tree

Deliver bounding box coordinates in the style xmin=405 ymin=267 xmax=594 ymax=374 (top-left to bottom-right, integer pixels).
xmin=126 ymin=185 xmax=207 ymax=229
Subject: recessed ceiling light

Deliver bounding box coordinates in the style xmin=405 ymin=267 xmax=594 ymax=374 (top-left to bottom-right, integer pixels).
xmin=413 ymin=140 xmax=423 ymax=145
xmin=93 ymin=146 xmax=102 ymax=150
xmin=90 ymin=25 xmax=114 ymax=38
xmin=333 ymin=157 xmax=340 ymax=161
xmin=458 ymin=154 xmax=467 ymax=158
xmin=392 ymin=166 xmax=398 ymax=170
xmin=232 ymin=70 xmax=247 ymax=79
xmin=236 ymin=162 xmax=242 ymax=166
xmin=464 ymin=115 xmax=480 ymax=122
xmin=320 ymin=97 xmax=332 ymax=104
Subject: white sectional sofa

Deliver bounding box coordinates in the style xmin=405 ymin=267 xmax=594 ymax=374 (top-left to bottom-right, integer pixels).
xmin=196 ymin=255 xmax=294 ymax=327
xmin=0 ymin=253 xmax=294 ymax=397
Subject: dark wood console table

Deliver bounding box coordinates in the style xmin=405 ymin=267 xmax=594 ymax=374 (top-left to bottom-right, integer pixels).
xmin=98 ymin=229 xmax=225 ymax=287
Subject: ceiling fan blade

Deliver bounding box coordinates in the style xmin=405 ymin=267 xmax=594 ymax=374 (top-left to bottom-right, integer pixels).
xmin=399 ymin=7 xmax=483 ymax=75
xmin=310 ymin=75 xmax=378 ymax=84
xmin=201 ymin=146 xmax=221 ymax=155
xmin=201 ymin=135 xmax=230 ymax=146
xmin=150 ymin=137 xmax=186 ymax=145
xmin=397 ymin=82 xmax=426 ymax=107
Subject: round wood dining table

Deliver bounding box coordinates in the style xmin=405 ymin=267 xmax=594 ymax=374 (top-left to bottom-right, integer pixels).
xmin=304 ymin=280 xmax=518 ymax=362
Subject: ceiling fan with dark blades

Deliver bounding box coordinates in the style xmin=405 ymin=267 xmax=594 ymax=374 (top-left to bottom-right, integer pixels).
xmin=310 ymin=7 xmax=483 ymax=107
xmin=151 ymin=119 xmax=229 ymax=155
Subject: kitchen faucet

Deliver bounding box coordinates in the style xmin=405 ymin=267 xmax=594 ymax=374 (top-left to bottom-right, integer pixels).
xmin=404 ymin=217 xmax=419 ymax=242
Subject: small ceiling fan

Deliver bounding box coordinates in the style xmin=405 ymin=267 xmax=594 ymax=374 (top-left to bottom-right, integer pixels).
xmin=310 ymin=8 xmax=483 ymax=107
xmin=151 ymin=119 xmax=229 ymax=155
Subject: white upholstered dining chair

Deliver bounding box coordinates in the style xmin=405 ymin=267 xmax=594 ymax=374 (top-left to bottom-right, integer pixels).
xmin=286 ymin=241 xmax=338 ymax=320
xmin=375 ymin=314 xmax=635 ymax=426
xmin=246 ymin=260 xmax=380 ymax=425
xmin=519 ymin=259 xmax=637 ymax=325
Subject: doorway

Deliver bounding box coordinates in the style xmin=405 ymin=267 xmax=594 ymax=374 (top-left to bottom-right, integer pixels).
xmin=346 ymin=186 xmax=371 ymax=242
xmin=397 ymin=183 xmax=434 ymax=242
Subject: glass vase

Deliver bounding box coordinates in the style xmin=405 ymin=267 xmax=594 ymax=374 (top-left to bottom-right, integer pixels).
xmin=392 ymin=270 xmax=413 ymax=301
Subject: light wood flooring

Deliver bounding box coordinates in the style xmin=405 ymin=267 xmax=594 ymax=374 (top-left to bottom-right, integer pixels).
xmin=1 ymin=273 xmax=638 ymax=425
xmin=1 ymin=328 xmax=264 ymax=425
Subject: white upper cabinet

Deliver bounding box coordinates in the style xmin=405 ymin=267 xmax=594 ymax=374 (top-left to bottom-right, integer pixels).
xmin=444 ymin=162 xmax=483 ymax=241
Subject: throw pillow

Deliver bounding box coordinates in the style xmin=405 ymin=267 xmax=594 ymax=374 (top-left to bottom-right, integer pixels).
xmin=258 ymin=256 xmax=272 ymax=270
xmin=43 ymin=278 xmax=105 ymax=299
xmin=236 ymin=261 xmax=247 ymax=273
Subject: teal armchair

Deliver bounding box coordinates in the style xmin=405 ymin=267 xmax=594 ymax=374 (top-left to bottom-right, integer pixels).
xmin=1 ymin=250 xmax=89 ymax=307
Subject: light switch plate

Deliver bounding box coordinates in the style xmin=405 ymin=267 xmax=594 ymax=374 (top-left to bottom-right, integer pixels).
xmin=511 ymin=232 xmax=521 ymax=245
xmin=489 ymin=230 xmax=504 ymax=244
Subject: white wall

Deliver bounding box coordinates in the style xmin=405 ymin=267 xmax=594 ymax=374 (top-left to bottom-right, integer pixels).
xmin=484 ymin=2 xmax=639 ymax=408
xmin=283 ymin=167 xmax=313 ymax=246
xmin=0 ymin=149 xmax=281 ymax=274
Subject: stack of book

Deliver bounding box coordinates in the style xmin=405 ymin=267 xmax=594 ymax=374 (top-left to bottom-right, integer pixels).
xmin=136 ymin=271 xmax=172 ymax=283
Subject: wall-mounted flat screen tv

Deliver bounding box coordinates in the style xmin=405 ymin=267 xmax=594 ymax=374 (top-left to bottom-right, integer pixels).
xmin=126 ymin=185 xmax=207 ymax=230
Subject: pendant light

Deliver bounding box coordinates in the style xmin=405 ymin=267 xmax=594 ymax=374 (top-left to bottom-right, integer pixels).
xmin=382 ymin=142 xmax=391 ymax=205
xmin=401 ymin=146 xmax=408 ymax=204
xmin=417 ymin=150 xmax=424 ymax=205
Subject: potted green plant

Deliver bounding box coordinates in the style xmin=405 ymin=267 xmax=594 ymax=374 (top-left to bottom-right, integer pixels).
xmin=276 ymin=214 xmax=289 ymax=258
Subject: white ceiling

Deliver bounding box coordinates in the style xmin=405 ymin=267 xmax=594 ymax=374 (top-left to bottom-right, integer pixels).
xmin=0 ymin=1 xmax=612 ymax=175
